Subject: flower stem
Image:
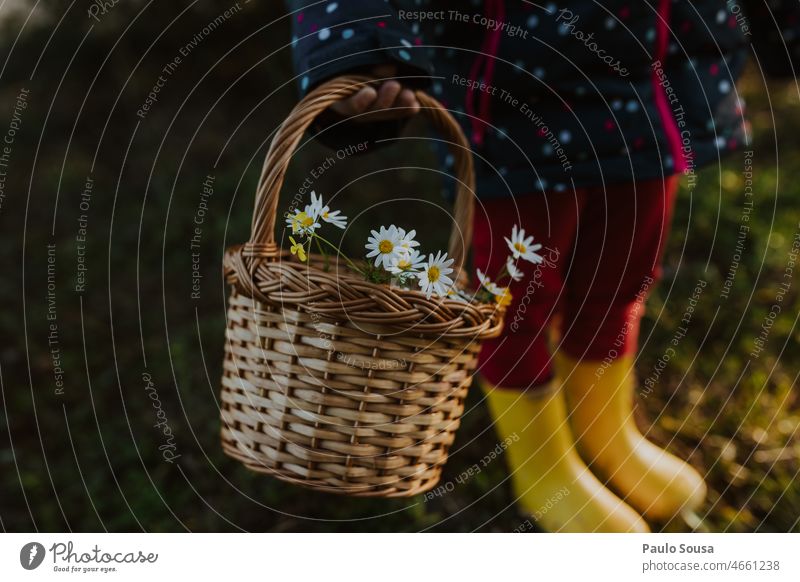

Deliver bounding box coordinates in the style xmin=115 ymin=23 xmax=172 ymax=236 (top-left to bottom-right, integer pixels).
xmin=312 ymin=232 xmax=364 ymax=275
xmin=494 ymin=263 xmax=510 ymax=284
xmin=314 ymin=236 xmax=330 ymax=271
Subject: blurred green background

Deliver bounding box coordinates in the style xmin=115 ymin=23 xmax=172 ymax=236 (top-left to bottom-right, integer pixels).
xmin=0 ymin=1 xmax=798 ymax=532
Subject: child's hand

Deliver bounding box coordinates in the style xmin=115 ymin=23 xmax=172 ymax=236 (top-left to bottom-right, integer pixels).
xmin=330 ymin=65 xmax=421 ymax=122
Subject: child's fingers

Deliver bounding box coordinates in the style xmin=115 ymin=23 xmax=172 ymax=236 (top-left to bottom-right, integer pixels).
xmin=370 ymin=80 xmax=402 ymax=111
xmin=328 ymin=82 xmax=420 ymax=122
xmin=395 ymin=88 xmax=420 ymax=115
xmin=350 ymin=86 xmax=379 ymax=112
xmin=358 ymin=86 xmax=421 ymax=121
xmin=330 ymin=86 xmax=378 ymax=116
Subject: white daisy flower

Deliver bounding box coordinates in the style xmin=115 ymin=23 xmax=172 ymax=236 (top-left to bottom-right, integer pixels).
xmin=305 ymin=190 xmax=324 ymax=220
xmin=476 ymin=268 xmax=502 ymax=295
xmin=387 ymin=247 xmax=425 ymax=276
xmin=418 ymin=251 xmax=455 ymax=299
xmin=365 ymin=225 xmax=403 ymax=269
xmin=447 ymin=288 xmax=471 ymax=303
xmin=397 ymin=227 xmax=420 ymax=252
xmin=505 ymin=225 xmax=544 ymax=264
xmin=320 ymin=208 xmax=347 ymax=229
xmin=285 ymin=209 xmax=320 ymax=236
xmin=306 ymin=191 xmax=348 ymax=229
xmin=506 ymin=257 xmax=525 ymax=281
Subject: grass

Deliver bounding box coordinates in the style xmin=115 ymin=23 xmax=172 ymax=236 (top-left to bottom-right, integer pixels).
xmin=0 ymin=1 xmax=797 ymax=532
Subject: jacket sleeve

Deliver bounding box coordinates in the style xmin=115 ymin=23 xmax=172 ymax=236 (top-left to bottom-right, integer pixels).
xmin=744 ymin=0 xmax=800 ymax=78
xmin=284 ymin=1 xmax=435 ymax=151
xmin=286 ymin=0 xmax=433 ymax=94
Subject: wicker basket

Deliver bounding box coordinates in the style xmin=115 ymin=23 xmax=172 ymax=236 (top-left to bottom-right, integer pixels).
xmin=220 ymin=75 xmax=504 ymax=497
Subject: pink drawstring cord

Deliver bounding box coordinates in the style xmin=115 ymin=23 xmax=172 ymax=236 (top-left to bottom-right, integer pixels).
xmin=465 ymin=0 xmax=504 ymax=146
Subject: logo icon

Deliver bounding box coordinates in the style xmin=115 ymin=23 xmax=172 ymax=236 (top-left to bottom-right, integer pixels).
xmin=20 ymin=542 xmax=46 ymax=570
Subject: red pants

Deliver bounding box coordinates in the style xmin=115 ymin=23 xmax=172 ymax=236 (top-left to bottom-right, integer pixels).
xmin=473 ymin=177 xmax=679 ymax=389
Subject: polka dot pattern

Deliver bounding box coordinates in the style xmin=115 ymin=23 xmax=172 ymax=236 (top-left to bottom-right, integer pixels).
xmin=287 ymin=0 xmax=753 ymax=197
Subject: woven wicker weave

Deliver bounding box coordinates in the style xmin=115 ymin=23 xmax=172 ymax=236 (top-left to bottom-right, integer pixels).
xmin=220 ymin=75 xmax=504 ymax=497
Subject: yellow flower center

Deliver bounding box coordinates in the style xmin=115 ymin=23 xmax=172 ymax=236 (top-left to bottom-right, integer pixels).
xmin=322 ymin=211 xmax=329 ymax=219
xmin=428 ymin=265 xmax=440 ymax=282
xmin=514 ymin=242 xmax=526 ymax=254
xmin=379 ymin=240 xmax=394 ymax=254
xmin=300 ymin=214 xmax=314 ymax=227
xmin=398 ymin=259 xmax=411 ymax=269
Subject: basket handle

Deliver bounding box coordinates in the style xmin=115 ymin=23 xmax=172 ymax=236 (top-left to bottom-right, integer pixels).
xmin=248 ymin=75 xmax=476 ymax=275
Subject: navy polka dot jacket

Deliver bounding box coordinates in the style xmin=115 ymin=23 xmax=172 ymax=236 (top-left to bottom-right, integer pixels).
xmin=287 ymin=0 xmax=800 ymax=197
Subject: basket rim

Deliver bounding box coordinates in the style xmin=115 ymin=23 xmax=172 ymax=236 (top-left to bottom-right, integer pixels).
xmin=223 ymin=243 xmax=505 ymax=340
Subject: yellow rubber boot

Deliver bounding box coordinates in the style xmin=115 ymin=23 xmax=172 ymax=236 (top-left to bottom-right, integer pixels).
xmin=557 ymin=353 xmax=707 ymax=522
xmin=481 ymin=380 xmax=649 ymax=532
